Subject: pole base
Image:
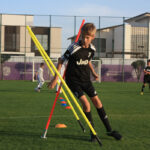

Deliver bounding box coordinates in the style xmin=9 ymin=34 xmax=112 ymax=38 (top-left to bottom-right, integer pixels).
xmin=41 ymin=129 xmax=48 ymax=139
xmin=95 ymin=135 xmax=102 ymax=146
xmin=41 ymin=135 xmax=47 ymax=139
xmin=77 ymin=120 xmax=86 ymax=133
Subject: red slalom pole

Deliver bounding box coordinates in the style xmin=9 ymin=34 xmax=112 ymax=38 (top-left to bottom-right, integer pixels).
xmin=75 ymin=19 xmax=85 ymax=43
xmin=41 ymin=19 xmax=85 ymax=139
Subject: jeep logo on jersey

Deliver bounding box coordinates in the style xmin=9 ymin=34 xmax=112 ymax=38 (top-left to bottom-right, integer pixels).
xmin=88 ymin=52 xmax=91 ymax=58
xmin=147 ymin=69 xmax=150 ymax=72
xmin=76 ymin=59 xmax=89 ymax=65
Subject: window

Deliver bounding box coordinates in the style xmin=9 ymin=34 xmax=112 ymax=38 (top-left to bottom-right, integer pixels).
xmin=31 ymin=27 xmax=49 ymax=56
xmin=35 ymin=34 xmax=48 ymax=51
xmin=92 ymin=38 xmax=106 ymax=52
xmin=5 ymin=26 xmax=20 ymax=52
xmin=131 ymin=26 xmax=148 ymax=58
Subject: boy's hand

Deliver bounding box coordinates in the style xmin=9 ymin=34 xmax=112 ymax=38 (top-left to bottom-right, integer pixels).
xmin=144 ymin=71 xmax=150 ymax=75
xmin=47 ymin=78 xmax=57 ymax=89
xmin=92 ymin=72 xmax=99 ymax=81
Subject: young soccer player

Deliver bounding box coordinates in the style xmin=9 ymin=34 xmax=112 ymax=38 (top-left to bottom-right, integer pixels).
xmin=35 ymin=62 xmax=45 ymax=92
xmin=49 ymin=23 xmax=122 ymax=141
xmin=141 ymin=59 xmax=150 ymax=95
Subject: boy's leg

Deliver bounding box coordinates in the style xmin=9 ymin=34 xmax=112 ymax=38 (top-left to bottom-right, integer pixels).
xmin=91 ymin=96 xmax=112 ymax=132
xmin=66 ymin=80 xmax=95 ymax=142
xmin=91 ymin=96 xmax=122 ymax=140
xmin=79 ymin=95 xmax=96 ymax=142
xmin=36 ymin=81 xmax=44 ymax=92
xmin=83 ymin=82 xmax=112 ymax=133
xmin=141 ymin=83 xmax=146 ymax=95
xmin=141 ymin=76 xmax=147 ymax=94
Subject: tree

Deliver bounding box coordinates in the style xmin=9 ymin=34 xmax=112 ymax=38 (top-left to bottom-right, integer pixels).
xmin=131 ymin=60 xmax=145 ymax=82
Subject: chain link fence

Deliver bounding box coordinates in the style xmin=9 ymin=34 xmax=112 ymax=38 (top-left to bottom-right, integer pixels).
xmin=0 ymin=14 xmax=149 ymax=82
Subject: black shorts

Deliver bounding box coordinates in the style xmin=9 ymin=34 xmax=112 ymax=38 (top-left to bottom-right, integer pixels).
xmin=144 ymin=76 xmax=150 ymax=83
xmin=66 ymin=80 xmax=97 ymax=98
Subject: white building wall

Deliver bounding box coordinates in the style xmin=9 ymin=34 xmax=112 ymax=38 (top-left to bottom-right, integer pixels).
xmin=1 ymin=26 xmax=4 ymax=52
xmin=114 ymin=26 xmax=123 ymax=58
xmin=124 ymin=24 xmax=131 ymax=59
xmin=96 ymin=29 xmax=113 ymax=57
xmin=2 ymin=15 xmax=33 ymax=26
xmin=20 ymin=26 xmax=32 ymax=53
xmin=50 ymin=27 xmax=62 ymax=58
xmin=148 ymin=18 xmax=150 ymax=59
xmin=129 ymin=18 xmax=148 ymax=27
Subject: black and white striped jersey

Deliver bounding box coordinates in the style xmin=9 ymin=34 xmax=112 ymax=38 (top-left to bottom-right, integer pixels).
xmin=61 ymin=41 xmax=96 ymax=82
xmin=144 ymin=66 xmax=150 ymax=77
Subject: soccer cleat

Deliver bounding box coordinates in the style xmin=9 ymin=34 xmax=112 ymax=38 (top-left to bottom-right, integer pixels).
xmin=140 ymin=92 xmax=143 ymax=95
xmin=35 ymin=88 xmax=40 ymax=92
xmin=107 ymin=130 xmax=122 ymax=140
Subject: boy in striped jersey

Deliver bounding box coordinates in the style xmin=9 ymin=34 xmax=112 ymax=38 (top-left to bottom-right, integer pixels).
xmin=49 ymin=23 xmax=122 ymax=142
xmin=141 ymin=59 xmax=150 ymax=95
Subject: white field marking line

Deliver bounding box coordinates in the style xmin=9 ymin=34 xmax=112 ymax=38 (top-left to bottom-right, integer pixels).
xmin=0 ymin=114 xmax=150 ymax=120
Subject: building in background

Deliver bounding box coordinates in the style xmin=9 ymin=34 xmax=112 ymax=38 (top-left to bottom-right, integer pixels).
xmin=69 ymin=12 xmax=150 ymax=60
xmin=0 ymin=14 xmax=62 ymax=58
xmin=1 ymin=13 xmax=150 ymax=82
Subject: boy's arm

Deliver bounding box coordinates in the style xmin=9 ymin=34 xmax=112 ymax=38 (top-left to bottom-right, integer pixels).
xmin=144 ymin=68 xmax=150 ymax=75
xmin=88 ymin=61 xmax=99 ymax=81
xmin=48 ymin=58 xmax=64 ymax=89
xmin=144 ymin=70 xmax=150 ymax=75
xmin=48 ymin=42 xmax=78 ymax=89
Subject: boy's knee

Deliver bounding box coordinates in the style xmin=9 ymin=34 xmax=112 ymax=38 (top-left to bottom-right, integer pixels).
xmin=91 ymin=96 xmax=103 ymax=108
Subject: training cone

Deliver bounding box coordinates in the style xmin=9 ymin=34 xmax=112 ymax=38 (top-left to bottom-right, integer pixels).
xmin=65 ymin=106 xmax=71 ymax=109
xmin=59 ymin=97 xmax=65 ymax=102
xmin=61 ymin=103 xmax=67 ymax=106
xmin=60 ymin=99 xmax=65 ymax=101
xmin=61 ymin=101 xmax=67 ymax=104
xmin=55 ymin=124 xmax=67 ymax=128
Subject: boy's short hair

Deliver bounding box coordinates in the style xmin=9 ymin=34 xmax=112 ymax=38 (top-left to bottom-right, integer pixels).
xmin=81 ymin=23 xmax=96 ymax=36
xmin=40 ymin=62 xmax=44 ymax=67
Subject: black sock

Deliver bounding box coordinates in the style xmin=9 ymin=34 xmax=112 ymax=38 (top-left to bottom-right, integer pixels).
xmin=84 ymin=111 xmax=94 ymax=127
xmin=141 ymin=84 xmax=145 ymax=92
xmin=97 ymin=107 xmax=112 ymax=132
xmin=84 ymin=111 xmax=95 ymax=137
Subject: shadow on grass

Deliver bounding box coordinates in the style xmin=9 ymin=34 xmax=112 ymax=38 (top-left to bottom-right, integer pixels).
xmin=0 ymin=130 xmax=40 ymax=138
xmin=0 ymin=130 xmax=111 ymax=142
xmin=0 ymin=130 xmax=87 ymax=141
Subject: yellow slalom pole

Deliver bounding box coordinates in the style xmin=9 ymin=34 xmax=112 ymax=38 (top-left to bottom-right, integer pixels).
xmin=26 ymin=27 xmax=85 ymax=137
xmin=27 ymin=26 xmax=102 ymax=146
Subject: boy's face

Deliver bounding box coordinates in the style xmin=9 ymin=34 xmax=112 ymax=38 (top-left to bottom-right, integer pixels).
xmin=81 ymin=34 xmax=95 ymax=48
xmin=148 ymin=62 xmax=150 ymax=66
xmin=41 ymin=65 xmax=44 ymax=69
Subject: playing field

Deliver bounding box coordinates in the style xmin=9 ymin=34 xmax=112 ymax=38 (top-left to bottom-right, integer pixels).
xmin=0 ymin=81 xmax=150 ymax=150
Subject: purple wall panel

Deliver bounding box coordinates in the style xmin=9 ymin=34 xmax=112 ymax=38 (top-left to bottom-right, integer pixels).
xmin=101 ymin=64 xmax=144 ymax=82
xmin=0 ymin=62 xmax=144 ymax=82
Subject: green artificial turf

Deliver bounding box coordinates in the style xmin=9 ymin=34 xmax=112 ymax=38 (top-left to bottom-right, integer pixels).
xmin=0 ymin=80 xmax=150 ymax=150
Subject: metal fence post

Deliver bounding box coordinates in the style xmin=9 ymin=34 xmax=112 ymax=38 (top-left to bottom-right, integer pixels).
xmin=49 ymin=15 xmax=51 ymax=57
xmin=74 ymin=16 xmax=76 ymax=36
xmin=24 ymin=15 xmax=27 ymax=80
xmin=122 ymin=17 xmax=125 ymax=82
xmin=98 ymin=16 xmax=101 ymax=58
xmin=148 ymin=18 xmax=150 ymax=60
xmin=0 ymin=14 xmax=2 ymax=80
